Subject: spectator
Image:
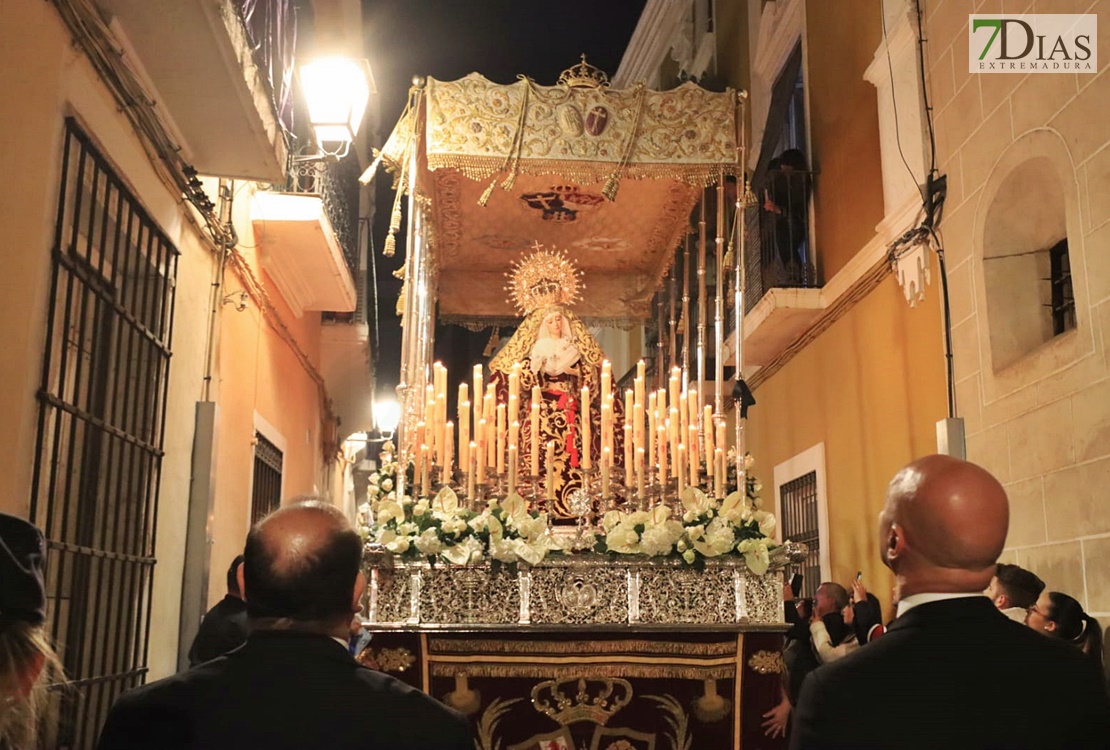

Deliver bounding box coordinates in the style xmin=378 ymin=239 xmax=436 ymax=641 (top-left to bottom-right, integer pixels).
xmin=790 ymin=455 xmax=1110 ymax=750
xmin=811 ymin=579 xmax=885 ymax=663
xmin=1026 ymin=590 xmax=1105 ymax=679
xmin=986 ymin=563 xmax=1044 ymax=623
xmin=762 ymin=148 xmax=810 ymax=282
xmin=97 ymin=500 xmax=472 ymax=750
xmin=0 ymin=513 xmax=63 ymax=750
xmin=187 ymin=555 xmax=248 ymax=667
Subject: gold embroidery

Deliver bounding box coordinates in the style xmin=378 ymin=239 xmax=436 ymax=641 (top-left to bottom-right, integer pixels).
xmin=747 ymin=650 xmax=784 ymax=675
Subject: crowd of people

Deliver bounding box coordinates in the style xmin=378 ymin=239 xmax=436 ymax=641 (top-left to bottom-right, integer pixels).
xmin=3 ymin=454 xmax=1110 ymax=749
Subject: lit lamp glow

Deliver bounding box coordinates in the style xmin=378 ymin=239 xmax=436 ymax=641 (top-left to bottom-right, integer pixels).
xmin=299 ymin=57 xmax=375 ymax=151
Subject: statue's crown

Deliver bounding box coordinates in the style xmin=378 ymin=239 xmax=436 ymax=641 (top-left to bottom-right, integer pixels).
xmin=557 ymin=54 xmax=610 ymax=89
xmin=505 ymin=243 xmax=583 ymax=315
xmin=530 ymin=676 xmax=632 ymax=725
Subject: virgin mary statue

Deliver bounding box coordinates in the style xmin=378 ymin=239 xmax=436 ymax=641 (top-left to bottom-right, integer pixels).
xmin=489 ymin=248 xmax=623 ymax=519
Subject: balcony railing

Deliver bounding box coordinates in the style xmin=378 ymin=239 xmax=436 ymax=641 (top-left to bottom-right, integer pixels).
xmin=285 ymin=154 xmax=361 ymax=275
xmin=743 ymin=169 xmax=818 ymax=314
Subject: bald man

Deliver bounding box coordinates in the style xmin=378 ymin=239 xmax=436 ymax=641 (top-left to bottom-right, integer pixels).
xmin=790 ymin=455 xmax=1110 ymax=750
xmin=97 ymin=501 xmax=472 ymax=750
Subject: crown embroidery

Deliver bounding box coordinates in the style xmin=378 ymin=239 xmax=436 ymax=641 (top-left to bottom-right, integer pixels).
xmin=530 ymin=676 xmax=632 ymax=725
xmin=557 ymin=54 xmax=610 ymax=89
xmin=505 ymin=243 xmax=584 ymax=315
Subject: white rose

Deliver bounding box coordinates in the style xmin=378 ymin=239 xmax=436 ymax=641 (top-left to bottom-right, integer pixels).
xmin=381 ymin=478 xmax=394 ymax=492
xmin=414 ymin=528 xmax=443 ymax=555
xmin=605 ymin=523 xmax=641 ymax=554
xmin=412 ymin=500 xmax=430 ymax=517
xmin=681 ymin=548 xmax=696 ymax=564
xmin=601 ymin=510 xmax=624 ymax=532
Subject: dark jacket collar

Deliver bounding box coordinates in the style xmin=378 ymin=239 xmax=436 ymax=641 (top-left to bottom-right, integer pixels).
xmin=888 ymin=595 xmax=1001 ymax=632
xmin=237 ymin=629 xmax=356 ymax=665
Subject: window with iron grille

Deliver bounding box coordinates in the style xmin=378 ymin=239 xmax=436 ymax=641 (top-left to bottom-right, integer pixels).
xmin=779 ymin=470 xmax=820 ymax=599
xmin=29 ymin=118 xmax=178 ymax=748
xmin=251 ymin=433 xmax=283 ymax=524
xmin=1048 ymin=239 xmax=1076 ymax=336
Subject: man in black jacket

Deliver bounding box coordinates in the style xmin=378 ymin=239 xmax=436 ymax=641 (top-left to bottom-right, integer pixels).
xmin=790 ymin=454 xmax=1110 ymax=750
xmin=187 ymin=555 xmax=247 ymax=667
xmin=97 ymin=500 xmax=472 ymax=750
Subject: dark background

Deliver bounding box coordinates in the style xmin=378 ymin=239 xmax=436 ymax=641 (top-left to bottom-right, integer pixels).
xmin=361 ymin=0 xmax=647 ymax=408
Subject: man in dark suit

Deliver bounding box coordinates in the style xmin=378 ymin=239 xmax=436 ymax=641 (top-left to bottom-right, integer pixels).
xmin=97 ymin=500 xmax=472 ymax=750
xmin=790 ymin=455 xmax=1110 ymax=750
xmin=187 ymin=554 xmax=248 ymax=667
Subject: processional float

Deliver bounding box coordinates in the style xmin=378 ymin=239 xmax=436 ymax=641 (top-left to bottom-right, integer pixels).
xmin=358 ymin=59 xmax=805 ymax=750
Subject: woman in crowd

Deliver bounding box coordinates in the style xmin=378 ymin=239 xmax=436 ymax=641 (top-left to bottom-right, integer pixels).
xmin=0 ymin=513 xmax=63 ymax=750
xmin=1025 ymin=590 xmax=1105 ymax=680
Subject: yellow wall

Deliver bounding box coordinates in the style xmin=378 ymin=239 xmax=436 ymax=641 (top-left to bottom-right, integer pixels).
xmin=0 ymin=0 xmax=214 ymax=679
xmin=804 ymin=0 xmax=886 ymax=278
xmin=204 ymin=192 xmax=332 ymax=607
xmin=746 ymin=276 xmax=948 ymax=614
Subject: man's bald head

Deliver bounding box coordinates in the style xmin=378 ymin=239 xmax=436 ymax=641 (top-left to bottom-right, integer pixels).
xmin=880 ymin=455 xmax=1008 ymax=593
xmin=242 ymin=500 xmax=363 ymax=627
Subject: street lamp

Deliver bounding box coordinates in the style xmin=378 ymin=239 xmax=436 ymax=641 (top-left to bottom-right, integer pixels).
xmin=374 ymin=398 xmax=401 ymax=440
xmin=298 ymin=56 xmax=375 ymax=159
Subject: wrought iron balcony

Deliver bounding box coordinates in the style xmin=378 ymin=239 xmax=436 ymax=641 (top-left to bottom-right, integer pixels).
xmin=743 ymin=168 xmax=819 ymax=314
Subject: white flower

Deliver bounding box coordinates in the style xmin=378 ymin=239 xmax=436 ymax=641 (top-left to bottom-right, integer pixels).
xmin=468 ymin=514 xmax=489 ymax=533
xmin=369 ymin=473 xmax=381 ymax=487
xmin=752 ymin=509 xmax=776 ymax=537
xmin=681 ymin=487 xmax=713 ymax=516
xmin=381 ymin=478 xmax=394 ymax=492
xmin=601 ymin=510 xmax=624 ymax=532
xmin=398 ymin=522 xmax=418 ymax=536
xmin=516 ymin=514 xmax=548 ymax=540
xmin=441 ymin=536 xmax=483 ymax=565
xmin=641 ymin=521 xmax=683 ymax=556
xmin=681 ymin=548 xmax=696 ymax=564
xmin=414 ymin=528 xmax=443 ymax=555
xmin=375 ymin=499 xmax=404 ymax=526
xmin=441 ymin=517 xmax=468 ymax=535
xmin=737 ymin=538 xmax=771 ymax=576
xmin=605 ymin=523 xmax=642 ymax=554
xmin=412 ymin=500 xmax=430 ymax=517
xmin=379 ymin=530 xmax=410 ymax=554
xmin=693 ymin=517 xmax=736 ymax=557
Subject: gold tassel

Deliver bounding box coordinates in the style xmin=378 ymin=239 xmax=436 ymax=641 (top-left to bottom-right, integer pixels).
xmin=392 ymin=265 xmax=406 ymax=280
xmin=383 ymin=232 xmax=396 ymax=257
xmin=602 ymin=174 xmax=620 ymax=202
xmin=396 ymin=282 xmax=406 ymax=317
xmin=499 ymin=171 xmax=518 ymax=192
xmin=723 ymin=247 xmax=734 ymax=267
xmin=390 ymin=206 xmax=403 ymax=232
xmin=478 ymin=179 xmax=497 ymax=207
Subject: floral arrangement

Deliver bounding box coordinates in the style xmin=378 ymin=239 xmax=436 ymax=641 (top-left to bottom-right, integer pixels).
xmin=359 ymin=446 xmax=560 ymax=569
xmin=358 ymin=448 xmax=777 ymax=574
xmin=592 ymin=453 xmax=776 ymax=573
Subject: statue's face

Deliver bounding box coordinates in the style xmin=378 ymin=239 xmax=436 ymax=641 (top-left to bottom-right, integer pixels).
xmin=545 ymin=313 xmax=565 ymax=339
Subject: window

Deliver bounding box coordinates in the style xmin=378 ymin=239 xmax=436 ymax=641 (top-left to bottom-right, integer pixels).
xmin=773 ymin=444 xmax=829 ymax=599
xmin=1048 ymin=239 xmax=1076 ymax=336
xmin=982 ymin=157 xmax=1073 ymax=370
xmin=30 ymin=118 xmax=178 ymax=748
xmin=251 ymin=432 xmax=284 ymax=524
xmin=779 ymin=471 xmax=821 ymax=598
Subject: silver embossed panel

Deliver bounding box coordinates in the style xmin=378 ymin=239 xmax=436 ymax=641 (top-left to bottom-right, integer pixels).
xmin=529 ymin=564 xmax=629 ymax=624
xmin=418 ymin=565 xmax=520 ymax=624
xmin=371 ymin=569 xmax=413 ymax=624
xmin=638 ymin=566 xmax=736 ymax=624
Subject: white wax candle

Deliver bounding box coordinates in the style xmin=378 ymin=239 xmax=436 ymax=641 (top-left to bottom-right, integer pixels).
xmin=580 ymin=385 xmax=591 ymax=470
xmin=530 ymin=403 xmax=540 ymax=475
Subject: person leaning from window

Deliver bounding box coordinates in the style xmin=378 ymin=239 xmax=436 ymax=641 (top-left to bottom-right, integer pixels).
xmin=0 ymin=513 xmax=64 ymax=750
xmin=762 ymin=148 xmax=810 ymax=276
xmin=1025 ymin=590 xmax=1105 ymax=684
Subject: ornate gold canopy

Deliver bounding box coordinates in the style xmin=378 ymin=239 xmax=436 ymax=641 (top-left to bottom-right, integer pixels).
xmin=375 ymin=70 xmax=741 ymax=326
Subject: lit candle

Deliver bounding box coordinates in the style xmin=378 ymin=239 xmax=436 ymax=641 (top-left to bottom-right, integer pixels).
xmin=669 ymin=407 xmax=680 ymax=478
xmin=714 ymin=448 xmax=725 ymax=499
xmin=601 ymin=360 xmax=612 ymax=404
xmin=600 ymin=400 xmax=611 ymax=463
xmin=468 ymin=442 xmax=477 ymax=498
xmin=546 ymin=441 xmax=556 ymax=501
xmin=459 ymin=400 xmax=470 ymax=472
xmin=509 ymin=363 xmax=521 ymax=409
xmin=496 ymin=403 xmax=506 ymax=475
xmin=484 ymin=394 xmax=495 ymax=467
xmin=669 ymin=368 xmax=680 ymax=415
xmin=473 ymin=365 xmax=484 ymax=438
xmin=688 ymin=423 xmax=699 ymax=486
xmin=716 ymin=420 xmax=727 ymax=472
xmin=509 ymin=419 xmax=520 ymax=452
xmin=657 ymin=423 xmax=667 ymax=484
xmin=624 ymin=389 xmax=634 ymax=426
xmin=623 ymin=424 xmax=633 ymax=485
xmin=634 ymin=375 xmax=645 ymax=411
xmin=633 ymin=402 xmax=644 ymax=456
xmin=647 ymin=403 xmax=656 ymax=476
xmin=435 ymin=393 xmax=446 ymax=463
xmin=688 ymin=391 xmax=699 ymax=435
xmin=508 ymin=445 xmax=518 ymax=497
xmin=704 ymin=407 xmax=715 ymax=476
xmin=637 ymin=359 xmax=646 ymax=387
xmin=415 ymin=421 xmax=426 ymax=463
xmin=530 ymin=403 xmax=540 ymax=475
xmin=476 ymin=425 xmax=487 ymax=484
xmin=601 ymin=447 xmax=611 ymax=499
xmin=444 ymin=421 xmax=454 ymax=480
xmin=636 ymin=446 xmax=646 ymax=498
xmin=580 ymin=385 xmax=591 ymax=470
xmin=425 ymin=384 xmax=435 ymax=428
xmin=677 ymin=443 xmax=687 ymax=496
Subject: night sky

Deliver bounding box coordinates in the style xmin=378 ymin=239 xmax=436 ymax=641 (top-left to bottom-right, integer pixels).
xmin=360 ymin=0 xmax=647 ymax=409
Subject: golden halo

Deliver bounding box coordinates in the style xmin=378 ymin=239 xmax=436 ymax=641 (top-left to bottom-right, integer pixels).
xmin=504 ymin=243 xmax=584 ymax=316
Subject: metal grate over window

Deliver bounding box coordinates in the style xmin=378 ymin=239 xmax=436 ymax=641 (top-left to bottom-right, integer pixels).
xmin=29 ymin=118 xmax=178 ymax=748
xmin=251 ymin=433 xmax=283 ymax=525
xmin=779 ymin=470 xmax=820 ymax=599
xmin=1048 ymin=239 xmax=1076 ymax=336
